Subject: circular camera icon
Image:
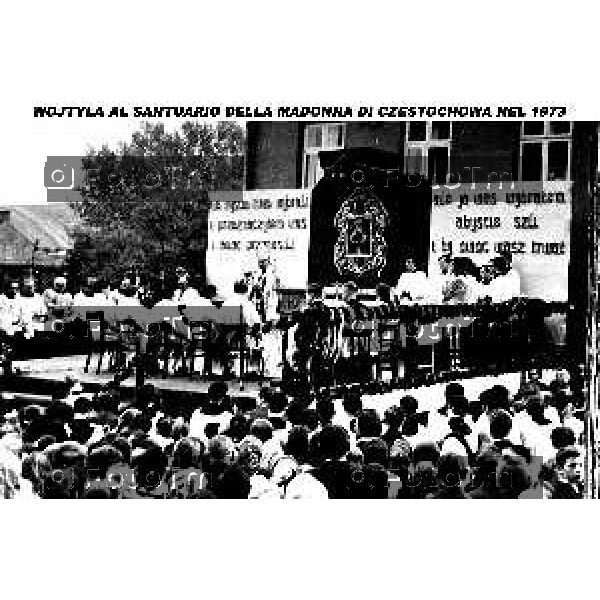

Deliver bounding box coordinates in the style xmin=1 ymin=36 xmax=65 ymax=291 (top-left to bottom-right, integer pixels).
xmin=44 ymin=157 xmax=75 ymax=190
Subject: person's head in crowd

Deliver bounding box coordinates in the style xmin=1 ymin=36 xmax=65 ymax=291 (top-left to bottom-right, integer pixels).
xmin=203 ymin=284 xmax=217 ymax=300
xmin=482 ymin=385 xmax=511 ymax=413
xmin=42 ymin=441 xmax=87 ymax=499
xmin=21 ymin=277 xmax=35 ymax=297
xmin=171 ymin=421 xmax=189 ymax=442
xmin=5 ymin=280 xmax=20 ymax=299
xmin=214 ymin=464 xmax=251 ymax=499
xmin=491 ymin=255 xmax=511 ymax=277
xmin=453 ymin=256 xmax=479 ymax=279
xmin=54 ymin=276 xmax=67 ymax=293
xmin=171 ymin=438 xmax=204 ymax=470
xmin=73 ymin=396 xmax=93 ymax=416
xmin=448 ymin=394 xmax=469 ymax=418
xmin=441 ymin=383 xmax=461 ymax=414
xmin=262 ymin=389 xmax=288 ymax=414
xmin=470 ymin=450 xmax=501 ymax=496
xmin=46 ymin=401 xmax=75 ymax=427
xmin=404 ymin=255 xmax=418 ymax=274
xmin=344 ymin=281 xmax=358 ymax=302
xmin=234 ymin=395 xmax=257 ymax=414
xmin=468 ymin=399 xmax=485 ymax=422
xmin=136 ymin=383 xmax=159 ymax=410
xmin=120 ymin=408 xmax=152 ymax=436
xmin=87 ymin=444 xmax=125 ymax=480
xmin=207 ymin=435 xmax=236 ymax=465
xmin=363 ymin=463 xmax=389 ymax=499
xmin=110 ymin=437 xmax=132 ymax=465
xmin=499 ymin=249 xmax=513 ymax=268
xmin=316 ymin=398 xmax=335 ymax=426
xmin=356 ymin=409 xmax=382 ymax=439
xmin=70 ymin=420 xmax=94 ymax=445
xmin=206 ymin=381 xmax=230 ymax=414
xmin=250 ymin=418 xmax=273 ymax=444
xmin=479 ymin=264 xmax=495 ymax=285
xmin=389 ymin=439 xmax=412 ymax=473
xmin=526 ymin=396 xmax=551 ymax=424
xmin=204 ymin=422 xmax=220 ymax=440
xmin=175 ymin=266 xmax=189 ymax=289
xmin=156 ymin=416 xmax=173 ymax=439
xmin=448 ymin=416 xmax=472 ymax=438
xmin=437 ymin=453 xmax=469 ymax=491
xmin=285 ymin=400 xmax=306 ymax=427
xmin=284 ymin=426 xmax=310 ymax=465
xmin=496 ymin=457 xmax=531 ymax=499
xmin=119 ymin=277 xmax=135 ymax=297
xmin=401 ymin=413 xmax=421 ymax=438
xmin=233 ymin=280 xmax=249 ymax=296
xmin=411 ymin=443 xmax=441 ymax=494
xmin=36 ymin=434 xmax=57 ymax=452
xmin=342 ymin=390 xmax=363 ymax=417
xmin=20 ymin=404 xmax=44 ymax=429
xmin=551 ymin=426 xmax=576 ymax=450
xmin=131 ymin=444 xmax=168 ymax=491
xmin=375 ymin=283 xmax=391 ymax=303
xmin=224 ymin=414 xmax=250 ymax=442
xmin=555 ymin=447 xmax=584 ymax=487
xmin=399 ymin=395 xmax=419 ymax=416
xmin=489 ymin=409 xmax=513 ymax=441
xmin=300 ymin=408 xmax=319 ymax=432
xmin=383 ymin=405 xmax=405 ymax=430
xmin=360 ymin=438 xmax=389 ymax=469
xmin=237 ymin=436 xmax=263 ymax=476
xmin=438 ymin=254 xmax=452 ymax=275
xmin=306 ymin=283 xmax=323 ymax=304
xmin=313 ymin=425 xmax=350 ymax=462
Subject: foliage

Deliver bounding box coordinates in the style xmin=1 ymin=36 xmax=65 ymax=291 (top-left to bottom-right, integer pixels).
xmin=66 ymin=121 xmax=244 ymax=291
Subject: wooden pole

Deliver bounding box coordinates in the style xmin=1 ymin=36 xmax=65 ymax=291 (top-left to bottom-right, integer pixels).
xmin=585 ymin=184 xmax=599 ymax=498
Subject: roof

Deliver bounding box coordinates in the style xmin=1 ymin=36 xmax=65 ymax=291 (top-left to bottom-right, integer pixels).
xmin=0 ymin=204 xmax=78 ymax=251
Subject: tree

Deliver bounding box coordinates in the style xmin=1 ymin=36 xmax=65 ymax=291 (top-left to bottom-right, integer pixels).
xmin=66 ymin=121 xmax=244 ymax=293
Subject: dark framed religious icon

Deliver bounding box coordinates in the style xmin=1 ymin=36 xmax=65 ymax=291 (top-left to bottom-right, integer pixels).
xmin=346 ymin=216 xmax=372 ymax=257
xmin=334 ymin=187 xmax=388 ymax=279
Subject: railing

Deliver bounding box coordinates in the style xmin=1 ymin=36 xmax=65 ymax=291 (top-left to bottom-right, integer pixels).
xmin=2 ymin=299 xmax=574 ymax=391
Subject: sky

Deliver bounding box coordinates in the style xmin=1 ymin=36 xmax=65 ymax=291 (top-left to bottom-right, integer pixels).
xmin=0 ymin=113 xmax=222 ymax=205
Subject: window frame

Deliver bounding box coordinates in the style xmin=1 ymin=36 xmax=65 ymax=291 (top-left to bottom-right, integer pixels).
xmin=519 ymin=121 xmax=572 ymax=182
xmin=404 ymin=121 xmax=452 ymax=183
xmin=302 ymin=122 xmax=346 ymax=189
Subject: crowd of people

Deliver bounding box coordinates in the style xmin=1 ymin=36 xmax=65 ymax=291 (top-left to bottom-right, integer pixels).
xmin=0 ymin=364 xmax=586 ymax=499
xmin=0 ymin=245 xmax=584 ymax=500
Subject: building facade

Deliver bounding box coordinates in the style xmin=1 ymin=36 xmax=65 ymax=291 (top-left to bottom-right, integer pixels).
xmin=240 ymin=120 xmax=597 ymax=357
xmin=0 ymin=204 xmax=76 ymax=291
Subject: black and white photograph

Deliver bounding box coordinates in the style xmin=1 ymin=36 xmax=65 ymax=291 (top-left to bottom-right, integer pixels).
xmin=0 ymin=117 xmax=597 ymax=501
xmin=2 ymin=4 xmax=600 ymax=599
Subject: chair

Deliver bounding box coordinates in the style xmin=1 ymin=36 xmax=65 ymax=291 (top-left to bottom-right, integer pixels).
xmin=158 ymin=319 xmax=188 ymax=378
xmin=185 ymin=320 xmax=213 ymax=378
xmin=84 ymin=311 xmax=122 ymax=375
xmin=375 ymin=319 xmax=402 ymax=382
xmin=341 ymin=320 xmax=375 ymax=384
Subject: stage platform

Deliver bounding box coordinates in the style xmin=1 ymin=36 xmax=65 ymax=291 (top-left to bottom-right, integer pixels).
xmin=1 ymin=354 xmax=264 ymax=413
xmin=0 ymin=353 xmax=562 ymax=420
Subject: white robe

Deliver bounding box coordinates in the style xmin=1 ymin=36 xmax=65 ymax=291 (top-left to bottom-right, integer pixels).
xmin=395 ymin=271 xmax=429 ymax=304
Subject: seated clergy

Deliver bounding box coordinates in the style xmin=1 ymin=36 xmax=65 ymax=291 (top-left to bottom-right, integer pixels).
xmin=394 ymin=256 xmax=429 ymax=304
xmin=171 ymin=266 xmax=203 ymax=305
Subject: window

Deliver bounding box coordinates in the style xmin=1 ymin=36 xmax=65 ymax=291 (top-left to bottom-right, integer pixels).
xmin=520 ymin=122 xmax=571 ymax=181
xmin=405 ymin=121 xmax=452 ymax=185
xmin=0 ymin=210 xmax=9 ymax=225
xmin=303 ymin=123 xmax=345 ymax=188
